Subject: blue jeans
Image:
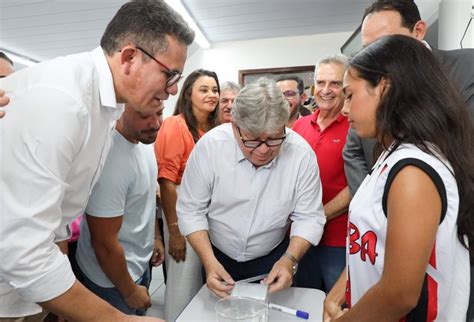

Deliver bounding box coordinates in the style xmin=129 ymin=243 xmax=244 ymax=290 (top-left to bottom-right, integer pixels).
xmin=78 ymin=266 xmax=151 ymax=316
xmin=294 ymin=245 xmax=346 ymax=293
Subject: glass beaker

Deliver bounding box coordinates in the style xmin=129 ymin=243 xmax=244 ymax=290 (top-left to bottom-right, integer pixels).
xmin=215 ymin=296 xmax=267 ymax=322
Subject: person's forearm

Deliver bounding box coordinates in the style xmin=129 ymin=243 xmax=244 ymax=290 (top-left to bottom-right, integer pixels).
xmin=336 ymin=280 xmax=415 ymax=322
xmin=188 ymin=230 xmax=235 ymax=297
xmin=186 ymin=230 xmax=218 ymax=270
xmin=284 ymin=236 xmax=311 ymax=262
xmin=40 ymin=280 xmax=124 ymax=322
xmin=92 ymin=240 xmax=136 ymax=298
xmin=159 ymin=179 xmax=179 ymax=229
xmin=324 ymin=186 xmax=351 ymax=221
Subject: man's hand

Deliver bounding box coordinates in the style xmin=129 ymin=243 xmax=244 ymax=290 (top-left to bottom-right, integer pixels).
xmin=124 ymin=284 xmax=151 ymax=311
xmin=168 ymin=230 xmax=186 ymax=262
xmin=205 ymin=261 xmax=235 ymax=298
xmin=264 ymin=257 xmax=293 ymax=294
xmin=150 ymin=238 xmax=165 ymax=267
xmin=0 ymin=89 xmax=10 ymax=118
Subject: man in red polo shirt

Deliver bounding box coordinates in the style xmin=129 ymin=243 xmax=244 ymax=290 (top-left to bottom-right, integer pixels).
xmin=292 ymin=55 xmax=350 ymax=293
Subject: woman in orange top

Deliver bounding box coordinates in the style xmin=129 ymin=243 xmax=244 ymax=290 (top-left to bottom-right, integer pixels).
xmin=154 ymin=69 xmax=220 ymax=322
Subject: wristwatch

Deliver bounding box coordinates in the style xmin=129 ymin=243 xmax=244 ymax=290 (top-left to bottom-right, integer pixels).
xmin=281 ymin=252 xmax=299 ymax=275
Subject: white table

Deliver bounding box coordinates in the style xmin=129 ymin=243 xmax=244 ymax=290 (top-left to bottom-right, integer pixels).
xmin=176 ymin=285 xmax=326 ymax=322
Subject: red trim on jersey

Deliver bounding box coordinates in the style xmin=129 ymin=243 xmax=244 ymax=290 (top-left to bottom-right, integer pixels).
xmin=346 ymin=268 xmax=351 ymax=308
xmin=427 ymin=243 xmax=438 ymax=321
xmin=427 ymin=274 xmax=438 ymax=321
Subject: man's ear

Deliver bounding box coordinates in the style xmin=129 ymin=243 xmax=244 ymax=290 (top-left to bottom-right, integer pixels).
xmin=300 ymin=92 xmax=307 ymax=105
xmin=412 ymin=20 xmax=427 ymax=41
xmin=119 ymin=46 xmax=138 ymax=75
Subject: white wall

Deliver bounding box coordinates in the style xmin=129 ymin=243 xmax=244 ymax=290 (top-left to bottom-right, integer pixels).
xmin=163 ymin=31 xmax=352 ymax=116
xmin=438 ymin=0 xmax=474 ymax=50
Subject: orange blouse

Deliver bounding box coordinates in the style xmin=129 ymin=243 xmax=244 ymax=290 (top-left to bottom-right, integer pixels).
xmin=154 ymin=114 xmax=203 ymax=185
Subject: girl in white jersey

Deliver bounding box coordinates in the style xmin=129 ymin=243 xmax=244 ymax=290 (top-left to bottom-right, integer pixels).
xmin=324 ymin=35 xmax=474 ymax=321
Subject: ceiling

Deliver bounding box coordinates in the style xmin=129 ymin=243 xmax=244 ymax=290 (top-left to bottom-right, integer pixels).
xmin=181 ymin=0 xmax=373 ymax=43
xmin=0 ymin=0 xmax=439 ymax=65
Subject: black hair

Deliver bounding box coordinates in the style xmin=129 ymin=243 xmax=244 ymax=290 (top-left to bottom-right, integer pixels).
xmin=275 ymin=75 xmax=304 ymax=94
xmin=100 ymin=0 xmax=194 ymax=56
xmin=363 ymin=0 xmax=421 ymax=31
xmin=349 ymin=34 xmax=474 ymax=255
xmin=173 ymin=69 xmax=220 ymax=142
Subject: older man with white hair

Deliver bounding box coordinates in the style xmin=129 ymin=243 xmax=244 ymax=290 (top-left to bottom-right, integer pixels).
xmin=177 ymin=78 xmax=326 ymax=298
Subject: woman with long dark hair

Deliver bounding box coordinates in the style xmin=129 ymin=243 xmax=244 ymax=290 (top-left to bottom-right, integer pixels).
xmin=324 ymin=35 xmax=473 ymax=321
xmin=154 ymin=69 xmax=220 ymax=322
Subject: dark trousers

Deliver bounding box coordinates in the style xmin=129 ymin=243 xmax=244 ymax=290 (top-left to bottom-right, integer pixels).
xmin=210 ymin=238 xmax=289 ymax=281
xmin=293 ymin=245 xmax=346 ymax=293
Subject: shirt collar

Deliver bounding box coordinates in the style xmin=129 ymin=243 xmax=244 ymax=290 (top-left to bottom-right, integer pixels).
xmin=310 ymin=108 xmax=347 ymax=125
xmin=91 ymin=46 xmax=120 ymax=109
xmin=421 ymin=40 xmax=432 ymax=51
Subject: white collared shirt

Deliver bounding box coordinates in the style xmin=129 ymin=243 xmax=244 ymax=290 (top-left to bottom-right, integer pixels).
xmin=0 ymin=47 xmax=123 ymax=316
xmin=177 ymin=123 xmax=326 ymax=262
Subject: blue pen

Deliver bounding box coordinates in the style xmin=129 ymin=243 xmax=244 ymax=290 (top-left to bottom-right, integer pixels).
xmin=268 ymin=303 xmax=309 ymax=319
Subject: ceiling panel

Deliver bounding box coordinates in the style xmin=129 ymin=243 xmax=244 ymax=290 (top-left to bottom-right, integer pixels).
xmin=0 ymin=0 xmax=123 ymax=61
xmin=182 ymin=0 xmax=373 ymax=43
xmin=0 ymin=0 xmax=439 ymax=65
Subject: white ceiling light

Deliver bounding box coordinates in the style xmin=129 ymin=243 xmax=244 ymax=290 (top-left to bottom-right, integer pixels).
xmin=0 ymin=48 xmax=38 ymax=66
xmin=165 ymin=0 xmax=211 ymax=49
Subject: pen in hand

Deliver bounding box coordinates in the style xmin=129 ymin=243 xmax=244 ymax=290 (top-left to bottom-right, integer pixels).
xmin=268 ymin=303 xmax=309 ymax=320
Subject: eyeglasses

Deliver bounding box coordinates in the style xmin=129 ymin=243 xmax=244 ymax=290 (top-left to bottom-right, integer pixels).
xmin=136 ymin=46 xmax=183 ymax=87
xmin=237 ymin=127 xmax=286 ymax=148
xmin=282 ymin=90 xmax=301 ymax=99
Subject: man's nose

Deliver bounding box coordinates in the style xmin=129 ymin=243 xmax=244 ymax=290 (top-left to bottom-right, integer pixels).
xmin=256 ymin=142 xmax=270 ymax=153
xmin=166 ymin=82 xmax=179 ymax=96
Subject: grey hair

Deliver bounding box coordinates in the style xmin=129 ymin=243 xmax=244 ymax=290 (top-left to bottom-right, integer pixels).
xmin=232 ymin=77 xmax=289 ymax=136
xmin=220 ymin=81 xmax=241 ymax=94
xmin=100 ymin=0 xmax=195 ymax=56
xmin=315 ymin=54 xmax=349 ymax=74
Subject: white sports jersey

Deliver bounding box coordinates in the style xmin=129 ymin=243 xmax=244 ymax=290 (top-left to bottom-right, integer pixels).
xmin=347 ymin=143 xmax=469 ymax=321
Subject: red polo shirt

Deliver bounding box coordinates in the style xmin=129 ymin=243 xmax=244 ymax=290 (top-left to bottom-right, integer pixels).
xmin=293 ymin=110 xmax=350 ymax=247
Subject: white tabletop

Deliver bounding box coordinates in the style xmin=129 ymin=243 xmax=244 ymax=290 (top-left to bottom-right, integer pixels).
xmin=176 ymin=285 xmax=326 ymax=322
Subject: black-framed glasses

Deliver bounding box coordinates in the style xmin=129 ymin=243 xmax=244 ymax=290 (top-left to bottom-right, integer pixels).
xmin=136 ymin=46 xmax=183 ymax=87
xmin=282 ymin=90 xmax=301 ymax=99
xmin=237 ymin=127 xmax=286 ymax=148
